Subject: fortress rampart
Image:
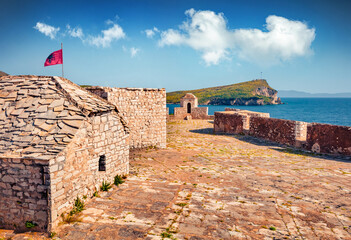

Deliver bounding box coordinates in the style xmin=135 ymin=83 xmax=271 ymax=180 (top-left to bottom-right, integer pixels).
xmin=214 ymin=108 xmax=351 ymax=156
xmin=88 ymin=87 xmax=166 ymax=149
xmin=306 ymin=123 xmax=351 ymax=155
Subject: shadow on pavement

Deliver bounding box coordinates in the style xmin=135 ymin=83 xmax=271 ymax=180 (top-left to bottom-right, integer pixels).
xmin=189 ymin=127 xmax=351 ymax=163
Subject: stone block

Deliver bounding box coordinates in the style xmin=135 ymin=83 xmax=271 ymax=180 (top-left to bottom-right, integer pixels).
xmin=2 ymin=175 xmax=15 ymax=183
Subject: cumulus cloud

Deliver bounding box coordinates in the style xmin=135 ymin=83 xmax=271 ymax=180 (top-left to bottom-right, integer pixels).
xmin=86 ymin=23 xmax=126 ymax=47
xmin=130 ymin=47 xmax=140 ymax=57
xmin=233 ymin=15 xmax=315 ymax=64
xmin=66 ymin=24 xmax=84 ymax=39
xmin=145 ymin=27 xmax=159 ymax=38
xmin=159 ymin=9 xmax=315 ymax=66
xmin=34 ymin=22 xmax=60 ymax=39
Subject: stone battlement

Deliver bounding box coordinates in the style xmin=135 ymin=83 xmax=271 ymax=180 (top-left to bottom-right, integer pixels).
xmin=214 ymin=109 xmax=351 ymax=156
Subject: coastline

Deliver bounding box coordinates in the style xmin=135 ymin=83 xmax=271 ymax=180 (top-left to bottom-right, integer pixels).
xmin=167 ymin=97 xmax=351 ymax=127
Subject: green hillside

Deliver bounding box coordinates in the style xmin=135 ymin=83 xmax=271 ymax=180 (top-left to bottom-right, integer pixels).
xmin=167 ymin=79 xmax=278 ymax=105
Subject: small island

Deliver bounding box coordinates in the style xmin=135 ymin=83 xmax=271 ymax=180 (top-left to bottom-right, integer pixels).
xmin=167 ymin=79 xmax=282 ymax=106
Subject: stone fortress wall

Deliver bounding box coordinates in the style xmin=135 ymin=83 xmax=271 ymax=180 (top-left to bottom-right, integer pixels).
xmin=87 ymin=87 xmax=167 ymax=149
xmin=0 ymin=158 xmax=49 ymax=231
xmin=0 ymin=112 xmax=129 ymax=232
xmin=0 ymin=75 xmax=130 ymax=232
xmin=214 ymin=108 xmax=351 ymax=156
xmin=49 ymin=112 xmax=129 ymax=230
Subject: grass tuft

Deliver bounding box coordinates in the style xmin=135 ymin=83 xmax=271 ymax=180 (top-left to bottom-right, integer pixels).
xmin=100 ymin=181 xmax=112 ymax=191
xmin=114 ymin=175 xmax=125 ymax=186
xmin=25 ymin=221 xmax=37 ymax=229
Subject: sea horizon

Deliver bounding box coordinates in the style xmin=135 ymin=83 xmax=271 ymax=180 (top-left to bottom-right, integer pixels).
xmin=167 ymin=97 xmax=351 ymax=127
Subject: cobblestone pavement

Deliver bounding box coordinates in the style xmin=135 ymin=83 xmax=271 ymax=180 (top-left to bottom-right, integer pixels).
xmin=1 ymin=120 xmax=351 ymax=239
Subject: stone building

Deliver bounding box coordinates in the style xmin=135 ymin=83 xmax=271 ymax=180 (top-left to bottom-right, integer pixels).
xmin=0 ymin=75 xmax=129 ymax=232
xmin=173 ymin=93 xmax=210 ymax=119
xmin=181 ymin=93 xmax=199 ymax=112
xmin=87 ymin=86 xmax=166 ymax=149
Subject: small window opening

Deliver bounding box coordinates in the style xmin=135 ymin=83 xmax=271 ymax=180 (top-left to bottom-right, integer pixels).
xmin=187 ymin=102 xmax=191 ymax=113
xmin=99 ymin=155 xmax=106 ymax=171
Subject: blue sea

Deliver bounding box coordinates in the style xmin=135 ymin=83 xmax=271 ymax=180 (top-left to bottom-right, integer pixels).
xmin=167 ymin=98 xmax=351 ymax=127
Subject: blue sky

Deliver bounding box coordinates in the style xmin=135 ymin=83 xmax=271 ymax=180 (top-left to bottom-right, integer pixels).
xmin=1 ymin=0 xmax=350 ymax=93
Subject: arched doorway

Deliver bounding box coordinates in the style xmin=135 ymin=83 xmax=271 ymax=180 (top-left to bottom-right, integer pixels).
xmin=187 ymin=102 xmax=191 ymax=113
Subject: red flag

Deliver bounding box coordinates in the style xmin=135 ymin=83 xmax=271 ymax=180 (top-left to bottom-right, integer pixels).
xmin=44 ymin=49 xmax=63 ymax=67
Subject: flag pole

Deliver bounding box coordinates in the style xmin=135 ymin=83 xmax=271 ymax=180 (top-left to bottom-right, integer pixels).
xmin=61 ymin=43 xmax=64 ymax=78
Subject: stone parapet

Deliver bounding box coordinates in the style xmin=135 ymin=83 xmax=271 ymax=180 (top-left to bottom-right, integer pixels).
xmin=214 ymin=112 xmax=245 ymax=134
xmin=225 ymin=108 xmax=270 ymax=118
xmin=214 ymin=110 xmax=351 ymax=156
xmin=306 ymin=123 xmax=351 ymax=155
xmin=249 ymin=116 xmax=296 ymax=146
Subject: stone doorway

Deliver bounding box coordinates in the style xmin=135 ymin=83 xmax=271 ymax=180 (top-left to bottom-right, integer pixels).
xmin=187 ymin=102 xmax=191 ymax=113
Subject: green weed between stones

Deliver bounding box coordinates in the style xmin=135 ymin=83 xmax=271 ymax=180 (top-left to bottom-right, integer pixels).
xmin=70 ymin=196 xmax=84 ymax=215
xmin=175 ymin=202 xmax=187 ymax=207
xmin=50 ymin=232 xmax=57 ymax=238
xmin=161 ymin=229 xmax=177 ymax=239
xmin=61 ymin=196 xmax=85 ymax=224
xmin=25 ymin=221 xmax=37 ymax=229
xmin=114 ymin=174 xmax=125 ymax=186
xmin=100 ymin=180 xmax=112 ymax=191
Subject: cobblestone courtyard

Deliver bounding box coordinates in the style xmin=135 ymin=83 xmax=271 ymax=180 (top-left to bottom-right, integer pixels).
xmin=1 ymin=120 xmax=351 ymax=239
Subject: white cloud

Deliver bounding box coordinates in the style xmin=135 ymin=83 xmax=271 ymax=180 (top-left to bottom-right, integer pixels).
xmin=66 ymin=24 xmax=84 ymax=39
xmin=145 ymin=27 xmax=159 ymax=38
xmin=159 ymin=9 xmax=315 ymax=66
xmin=233 ymin=15 xmax=315 ymax=64
xmin=86 ymin=23 xmax=126 ymax=48
xmin=122 ymin=46 xmax=140 ymax=58
xmin=34 ymin=22 xmax=60 ymax=39
xmin=130 ymin=47 xmax=140 ymax=57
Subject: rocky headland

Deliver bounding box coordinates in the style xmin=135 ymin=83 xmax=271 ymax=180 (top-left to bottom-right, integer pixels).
xmin=167 ymin=79 xmax=282 ymax=106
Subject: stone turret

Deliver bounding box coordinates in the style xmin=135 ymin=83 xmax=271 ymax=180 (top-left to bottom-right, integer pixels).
xmin=174 ymin=93 xmax=210 ymax=119
xmin=180 ymin=93 xmax=198 ymax=113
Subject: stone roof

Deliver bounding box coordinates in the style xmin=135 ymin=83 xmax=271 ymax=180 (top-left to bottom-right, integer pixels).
xmin=182 ymin=93 xmax=197 ymax=99
xmin=0 ymin=75 xmax=128 ymax=160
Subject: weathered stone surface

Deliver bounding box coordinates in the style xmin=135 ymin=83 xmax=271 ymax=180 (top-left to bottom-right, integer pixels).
xmin=50 ymin=112 xmax=129 ymax=231
xmin=0 ymin=75 xmax=127 ymax=160
xmin=45 ymin=120 xmax=350 ymax=240
xmin=88 ymin=86 xmax=166 ymax=149
xmin=249 ymin=116 xmax=297 ymax=146
xmin=306 ymin=123 xmax=351 ymax=155
xmin=0 ymin=75 xmax=130 ymax=233
xmin=0 ymin=158 xmax=49 ymax=232
xmin=214 ymin=109 xmax=350 ymax=156
xmin=214 ymin=112 xmax=245 ymax=134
